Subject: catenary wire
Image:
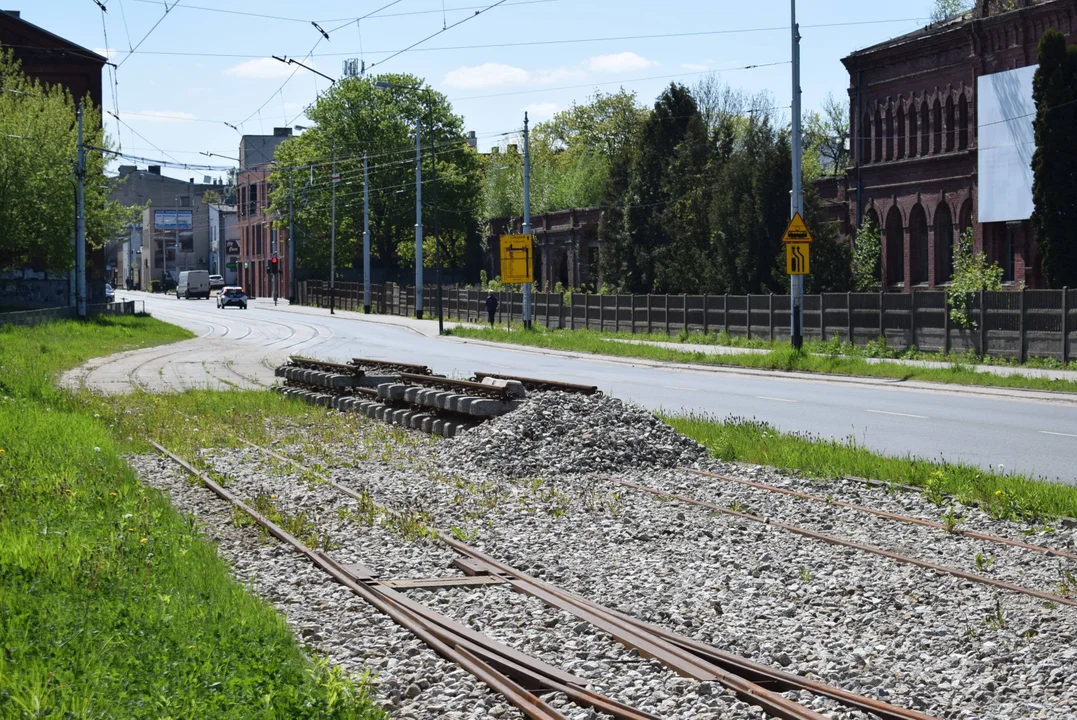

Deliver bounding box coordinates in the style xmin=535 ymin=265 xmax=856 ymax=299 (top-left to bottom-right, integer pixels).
xmin=117 ymin=0 xmax=182 ymax=68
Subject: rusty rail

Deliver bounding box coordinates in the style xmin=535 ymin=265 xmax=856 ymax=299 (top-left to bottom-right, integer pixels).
xmin=351 ymin=357 xmax=431 ymax=375
xmin=472 ymin=372 xmax=599 ymax=395
xmin=288 ymin=356 xmax=360 ymax=375
xmin=398 ymin=372 xmax=512 ymax=400
xmin=234 ymin=436 xmax=943 ymax=720
xmin=682 ymin=467 xmax=1077 ymax=562
xmin=151 ymin=440 xmax=658 ymax=720
xmin=611 ymin=478 xmax=1077 ymax=608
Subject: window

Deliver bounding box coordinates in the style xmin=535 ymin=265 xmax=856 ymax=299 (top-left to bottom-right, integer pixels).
xmin=896 ymin=106 xmax=906 ymax=159
xmin=908 ymin=106 xmax=918 ymax=158
xmin=248 ymin=183 xmax=258 ymax=217
xmin=1003 ymin=226 xmax=1015 ymax=283
xmin=932 ymin=99 xmax=942 ymax=154
xmin=921 ymin=103 xmax=930 ymax=156
xmin=874 ymin=108 xmax=883 ymax=163
xmin=885 ymin=207 xmax=905 ymax=287
xmin=908 ymin=204 xmax=929 ymax=285
xmin=239 ymin=186 xmax=247 ymax=218
xmin=255 ymin=225 xmax=263 ymax=255
xmin=958 ymin=94 xmax=969 ymax=150
xmin=945 ymin=96 xmax=955 ymax=152
xmin=862 ymin=112 xmax=873 ymax=163
xmin=934 ymin=203 xmax=954 ymax=283
xmin=885 ymin=107 xmax=894 ymax=161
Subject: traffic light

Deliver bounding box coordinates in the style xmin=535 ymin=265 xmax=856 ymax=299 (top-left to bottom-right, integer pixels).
xmin=269 ymin=256 xmax=279 ymax=275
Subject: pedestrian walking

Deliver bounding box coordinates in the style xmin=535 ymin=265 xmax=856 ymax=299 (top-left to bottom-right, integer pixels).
xmin=485 ymin=291 xmax=499 ymax=326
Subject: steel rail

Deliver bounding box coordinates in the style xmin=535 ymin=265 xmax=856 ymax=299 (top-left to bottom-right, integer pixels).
xmin=398 ymin=371 xmax=511 ymax=399
xmin=232 ymin=436 xmax=944 ymax=720
xmin=150 ymin=440 xmax=665 ymax=720
xmin=288 ymin=356 xmax=360 ymax=374
xmin=471 ymin=372 xmax=599 ymax=395
xmin=351 ymin=357 xmax=432 ymax=375
xmin=682 ymin=467 xmax=1077 ymax=562
xmin=612 ymin=478 xmax=1077 ymax=608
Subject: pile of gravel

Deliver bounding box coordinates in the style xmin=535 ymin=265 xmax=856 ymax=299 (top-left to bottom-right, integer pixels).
xmin=436 ymin=391 xmax=706 ymax=476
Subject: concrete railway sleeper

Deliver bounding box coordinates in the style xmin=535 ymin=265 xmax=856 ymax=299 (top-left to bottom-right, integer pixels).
xmin=225 ymin=435 xmax=945 ymax=720
xmin=682 ymin=467 xmax=1077 ymax=562
xmin=150 ymin=440 xmax=660 ymax=720
xmin=607 ymin=477 xmax=1077 ymax=608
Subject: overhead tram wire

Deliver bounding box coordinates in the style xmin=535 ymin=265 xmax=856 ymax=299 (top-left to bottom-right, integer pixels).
xmin=107 ymin=111 xmax=182 ymax=164
xmin=95 ymin=2 xmax=123 ymax=149
xmin=117 ymin=0 xmax=182 ymax=68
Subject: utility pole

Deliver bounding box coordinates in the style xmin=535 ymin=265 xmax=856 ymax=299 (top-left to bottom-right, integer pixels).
xmin=363 ymin=152 xmax=371 ymax=314
xmin=75 ymin=101 xmax=87 ymax=319
xmin=330 ymin=141 xmax=337 ymax=314
xmin=789 ymin=0 xmax=804 ymax=351
xmin=414 ymin=112 xmax=424 ymax=319
xmin=288 ymin=169 xmax=296 ymax=303
xmin=428 ymin=93 xmax=443 ymax=335
xmin=522 ymin=111 xmax=533 ymax=330
xmin=172 ymin=196 xmax=178 ymax=293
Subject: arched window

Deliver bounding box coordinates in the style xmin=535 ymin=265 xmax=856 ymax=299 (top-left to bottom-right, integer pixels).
xmin=885 ymin=206 xmax=905 ymax=287
xmin=921 ymin=102 xmax=931 ymax=156
xmin=875 ymin=108 xmax=883 ymax=162
xmin=863 ymin=112 xmax=873 ymax=163
xmin=909 ymin=204 xmax=929 ymax=286
xmin=945 ymin=95 xmax=956 ymax=152
xmin=896 ymin=105 xmax=906 ymax=159
xmin=932 ymin=99 xmax=943 ymax=154
xmin=885 ymin=106 xmax=894 ymax=161
xmin=958 ymin=94 xmax=969 ymax=150
xmin=935 ymin=202 xmax=954 ymax=283
xmin=909 ymin=104 xmax=918 ymax=158
xmin=958 ymin=198 xmax=974 ymax=235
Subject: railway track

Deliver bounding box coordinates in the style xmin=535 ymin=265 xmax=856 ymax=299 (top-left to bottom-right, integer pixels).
xmin=155 ymin=436 xmax=947 ymax=720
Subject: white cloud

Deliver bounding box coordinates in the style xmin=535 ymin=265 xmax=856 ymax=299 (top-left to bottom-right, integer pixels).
xmin=681 ymin=63 xmax=710 ymax=73
xmin=93 ymin=47 xmax=118 ymax=60
xmin=128 ymin=110 xmax=199 ymax=123
xmin=224 ymin=57 xmax=311 ymax=80
xmin=523 ymin=102 xmax=560 ymax=120
xmin=443 ymin=62 xmax=531 ymax=89
xmin=532 ymin=67 xmax=589 ymax=85
xmin=586 ymin=52 xmax=657 ymax=74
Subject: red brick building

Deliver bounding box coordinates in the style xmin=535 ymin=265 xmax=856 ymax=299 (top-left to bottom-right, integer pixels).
xmin=237 ymin=129 xmax=292 ymax=299
xmin=0 ymin=10 xmax=104 ymax=107
xmin=840 ymin=0 xmax=1076 ymax=290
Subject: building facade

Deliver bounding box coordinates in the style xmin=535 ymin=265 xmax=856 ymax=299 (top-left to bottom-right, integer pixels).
xmin=208 ymin=204 xmax=239 ymax=285
xmin=237 ymin=129 xmax=292 ymax=299
xmin=0 ymin=9 xmax=104 ymax=108
xmin=841 ymin=0 xmax=1076 ymax=291
xmin=486 ymin=208 xmax=603 ymax=291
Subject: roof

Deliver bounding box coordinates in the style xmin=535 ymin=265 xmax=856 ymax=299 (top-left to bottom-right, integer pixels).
xmin=0 ymin=10 xmax=107 ymax=64
xmin=845 ymin=14 xmax=966 ymax=59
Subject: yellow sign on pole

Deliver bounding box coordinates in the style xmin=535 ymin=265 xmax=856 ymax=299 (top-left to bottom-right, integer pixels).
xmin=781 ymin=212 xmax=813 ymax=244
xmin=786 ymin=243 xmax=810 ymax=275
xmin=499 ymin=234 xmax=534 ymax=284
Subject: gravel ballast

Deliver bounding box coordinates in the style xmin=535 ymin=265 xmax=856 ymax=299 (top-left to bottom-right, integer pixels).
xmin=131 ymin=393 xmax=1077 ymax=720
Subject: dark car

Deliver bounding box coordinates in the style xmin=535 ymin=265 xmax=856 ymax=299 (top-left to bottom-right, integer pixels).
xmin=217 ymin=286 xmax=248 ymax=310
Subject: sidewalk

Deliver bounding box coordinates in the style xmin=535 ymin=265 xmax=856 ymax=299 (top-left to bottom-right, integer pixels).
xmin=606 ymin=337 xmax=1077 ymax=382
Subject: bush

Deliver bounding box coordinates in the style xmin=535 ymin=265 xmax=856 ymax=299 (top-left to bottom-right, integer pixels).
xmin=947 ymin=228 xmax=1003 ymax=330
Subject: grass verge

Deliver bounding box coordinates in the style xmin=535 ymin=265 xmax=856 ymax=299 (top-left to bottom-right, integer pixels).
xmin=0 ymin=316 xmax=386 ymax=719
xmin=666 ymin=413 xmax=1077 ymax=523
xmin=448 ymin=326 xmax=1077 ymax=394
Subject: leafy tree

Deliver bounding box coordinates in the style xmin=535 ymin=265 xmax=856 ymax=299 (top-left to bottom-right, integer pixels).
xmin=0 ymin=49 xmax=127 ymax=271
xmin=947 ymin=228 xmax=1003 ymax=329
xmin=267 ymin=73 xmax=482 ymax=278
xmin=537 ymin=89 xmax=648 ymax=159
xmin=803 ymin=93 xmax=849 ymax=181
xmin=801 ymin=188 xmax=852 ymax=294
xmin=852 ymin=217 xmax=881 ymax=291
xmin=931 ymin=0 xmax=974 ymax=22
xmin=200 ymin=189 xmax=222 ymax=205
xmin=1031 ymin=29 xmax=1077 ymax=288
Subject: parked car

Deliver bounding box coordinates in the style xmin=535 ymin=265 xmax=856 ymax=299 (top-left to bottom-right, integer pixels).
xmin=177 ymin=270 xmax=211 ymax=300
xmin=208 ymin=274 xmax=225 ymax=290
xmin=104 ymin=283 xmax=115 ymax=303
xmin=217 ymin=286 xmax=247 ymax=310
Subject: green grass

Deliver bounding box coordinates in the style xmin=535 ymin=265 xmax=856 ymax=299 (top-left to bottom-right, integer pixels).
xmin=666 ymin=414 xmax=1077 ymax=522
xmin=448 ymin=325 xmax=1077 ymax=393
xmin=0 ymin=316 xmax=386 ymax=719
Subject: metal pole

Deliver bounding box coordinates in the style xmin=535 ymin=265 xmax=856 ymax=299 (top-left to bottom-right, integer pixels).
xmin=415 ymin=112 xmax=424 ymax=319
xmin=522 ymin=111 xmax=533 ymax=330
xmin=429 ymin=93 xmax=443 ymax=335
xmin=330 ymin=141 xmax=337 ymax=314
xmin=363 ymin=152 xmax=371 ymax=313
xmin=172 ymin=196 xmax=178 ymax=294
xmin=289 ymin=170 xmax=296 ymax=303
xmin=789 ymin=0 xmax=804 ymax=350
xmin=75 ymin=101 xmax=87 ymax=318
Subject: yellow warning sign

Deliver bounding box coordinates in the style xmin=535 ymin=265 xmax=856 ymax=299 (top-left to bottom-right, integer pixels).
xmin=786 ymin=243 xmax=810 ymax=275
xmin=781 ymin=212 xmax=813 ymax=243
xmin=499 ymin=234 xmax=534 ymax=284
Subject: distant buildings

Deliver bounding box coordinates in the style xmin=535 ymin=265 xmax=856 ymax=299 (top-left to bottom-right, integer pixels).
xmin=486 ymin=209 xmax=604 ymax=291
xmin=237 ymin=128 xmax=292 ymax=298
xmin=208 ymin=205 xmax=239 ymax=285
xmin=837 ymin=0 xmax=1076 ymax=290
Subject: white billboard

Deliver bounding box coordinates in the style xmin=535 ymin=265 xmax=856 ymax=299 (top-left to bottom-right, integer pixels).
xmin=154 ymin=209 xmax=193 ymax=230
xmin=977 ymin=65 xmax=1037 ymax=223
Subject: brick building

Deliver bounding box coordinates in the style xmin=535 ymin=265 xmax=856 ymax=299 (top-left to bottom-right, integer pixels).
xmin=840 ymin=0 xmax=1076 ymax=290
xmin=486 ymin=208 xmax=603 ymax=290
xmin=237 ymin=129 xmax=292 ymax=298
xmin=0 ymin=9 xmax=104 ymax=107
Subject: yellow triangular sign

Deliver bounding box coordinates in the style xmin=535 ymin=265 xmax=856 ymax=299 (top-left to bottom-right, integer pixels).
xmin=781 ymin=212 xmax=813 ymax=243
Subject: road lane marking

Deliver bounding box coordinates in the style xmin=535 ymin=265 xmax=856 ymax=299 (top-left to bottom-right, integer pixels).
xmin=865 ymin=409 xmax=929 ymax=419
xmin=663 ymin=385 xmax=699 ymax=391
xmin=1040 ymin=431 xmax=1077 ymax=439
xmin=756 ymin=396 xmax=797 ymax=403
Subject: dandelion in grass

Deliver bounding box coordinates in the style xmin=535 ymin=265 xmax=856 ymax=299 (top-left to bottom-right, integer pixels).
xmin=996 ymin=490 xmax=1003 ymax=496
xmin=140 ymin=538 xmax=147 ymax=543
xmin=93 ymin=447 xmax=101 ymax=453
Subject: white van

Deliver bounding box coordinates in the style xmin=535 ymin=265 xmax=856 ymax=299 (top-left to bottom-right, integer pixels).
xmin=177 ymin=270 xmax=210 ymax=300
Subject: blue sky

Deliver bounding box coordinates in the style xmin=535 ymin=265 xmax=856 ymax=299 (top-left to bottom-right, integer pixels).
xmin=28 ymin=0 xmax=937 ymax=181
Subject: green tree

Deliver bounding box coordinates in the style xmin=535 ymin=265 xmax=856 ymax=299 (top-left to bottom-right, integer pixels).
xmin=0 ymin=49 xmax=127 ymax=271
xmin=803 ymin=93 xmax=849 ymax=181
xmin=267 ymin=73 xmax=482 ymax=278
xmin=1031 ymin=29 xmax=1077 ymax=288
xmin=801 ymin=188 xmax=853 ymax=294
xmin=852 ymin=216 xmax=881 ymax=291
xmin=948 ymin=228 xmax=1004 ymax=329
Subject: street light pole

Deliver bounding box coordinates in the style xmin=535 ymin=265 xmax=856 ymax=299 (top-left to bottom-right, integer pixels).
xmin=522 ymin=111 xmax=532 ymax=330
xmin=789 ymin=0 xmax=804 ymax=350
xmin=288 ymin=170 xmax=296 ymax=303
xmin=330 ymin=141 xmax=337 ymax=315
xmin=428 ymin=91 xmax=444 ymax=335
xmin=414 ymin=111 xmax=424 ymax=319
xmin=363 ymin=152 xmax=371 ymax=314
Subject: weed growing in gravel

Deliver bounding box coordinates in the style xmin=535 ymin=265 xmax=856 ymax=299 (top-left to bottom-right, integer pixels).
xmin=383 ymin=502 xmax=434 ymax=541
xmin=450 ymin=525 xmax=480 ymax=542
xmin=975 ymin=552 xmax=995 ymax=572
xmin=1058 ymin=570 xmax=1076 ymax=598
xmin=984 ymin=598 xmax=1007 ymax=630
xmin=235 ymin=493 xmax=339 ymax=551
xmin=799 ymin=568 xmax=812 ymax=582
xmin=942 ymin=506 xmax=965 ymax=533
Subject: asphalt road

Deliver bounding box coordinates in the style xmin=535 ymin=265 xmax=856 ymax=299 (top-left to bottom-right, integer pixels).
xmin=119 ymin=292 xmax=1077 ymax=483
